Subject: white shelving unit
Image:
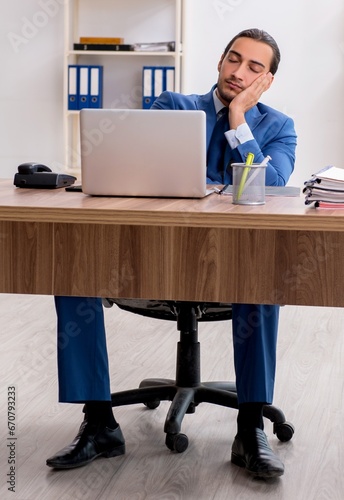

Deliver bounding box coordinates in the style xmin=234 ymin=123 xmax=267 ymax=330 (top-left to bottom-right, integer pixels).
xmin=63 ymin=0 xmax=184 ymax=174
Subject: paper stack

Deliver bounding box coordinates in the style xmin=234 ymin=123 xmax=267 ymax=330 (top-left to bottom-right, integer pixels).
xmin=304 ymin=166 xmax=344 ymax=207
xmin=132 ymin=41 xmax=175 ymax=52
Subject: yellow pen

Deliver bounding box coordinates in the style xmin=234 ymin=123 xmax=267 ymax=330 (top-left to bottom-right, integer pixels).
xmin=237 ymin=152 xmax=254 ymax=200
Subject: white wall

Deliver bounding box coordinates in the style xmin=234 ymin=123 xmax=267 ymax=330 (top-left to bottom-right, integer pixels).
xmin=1 ymin=0 xmax=344 ymax=188
xmin=182 ymin=0 xmax=344 ymax=187
xmin=0 ymin=0 xmax=65 ymax=178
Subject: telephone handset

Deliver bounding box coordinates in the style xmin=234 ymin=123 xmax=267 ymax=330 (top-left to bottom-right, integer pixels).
xmin=17 ymin=162 xmax=52 ymax=175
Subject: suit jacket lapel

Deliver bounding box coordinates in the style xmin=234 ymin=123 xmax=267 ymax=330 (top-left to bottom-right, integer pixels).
xmin=195 ymin=87 xmax=218 ymax=149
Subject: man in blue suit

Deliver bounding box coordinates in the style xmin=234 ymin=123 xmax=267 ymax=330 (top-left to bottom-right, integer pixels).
xmin=47 ymin=29 xmax=297 ymax=478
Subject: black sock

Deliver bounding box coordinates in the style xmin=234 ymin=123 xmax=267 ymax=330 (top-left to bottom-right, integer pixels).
xmin=237 ymin=402 xmax=264 ymax=434
xmin=84 ymin=401 xmax=118 ymax=429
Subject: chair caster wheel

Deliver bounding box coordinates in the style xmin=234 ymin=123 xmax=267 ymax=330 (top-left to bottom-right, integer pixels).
xmin=274 ymin=421 xmax=295 ymax=442
xmin=144 ymin=400 xmax=160 ymax=410
xmin=165 ymin=433 xmax=189 ymax=453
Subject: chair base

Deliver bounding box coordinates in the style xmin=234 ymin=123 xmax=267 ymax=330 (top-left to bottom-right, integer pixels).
xmin=111 ymin=378 xmax=294 ymax=452
xmin=110 ymin=300 xmax=295 ymax=452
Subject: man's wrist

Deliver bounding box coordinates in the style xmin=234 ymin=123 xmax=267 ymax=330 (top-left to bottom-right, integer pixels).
xmin=225 ymin=123 xmax=254 ymax=149
xmin=228 ymin=105 xmax=245 ymax=130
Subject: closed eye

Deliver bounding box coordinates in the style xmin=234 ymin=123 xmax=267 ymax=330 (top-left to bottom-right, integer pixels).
xmin=249 ymin=66 xmax=261 ymax=73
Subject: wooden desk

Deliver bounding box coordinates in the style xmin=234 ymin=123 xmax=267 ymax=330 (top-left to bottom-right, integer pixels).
xmin=1 ymin=179 xmax=344 ymax=307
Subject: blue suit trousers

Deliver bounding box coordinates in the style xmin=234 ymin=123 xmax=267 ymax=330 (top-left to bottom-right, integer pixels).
xmin=55 ymin=296 xmax=111 ymax=402
xmin=55 ymin=296 xmax=279 ymax=405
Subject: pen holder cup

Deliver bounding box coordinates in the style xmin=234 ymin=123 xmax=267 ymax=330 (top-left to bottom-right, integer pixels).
xmin=232 ymin=163 xmax=267 ymax=205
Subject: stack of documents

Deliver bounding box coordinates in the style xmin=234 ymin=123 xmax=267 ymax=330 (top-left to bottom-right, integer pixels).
xmin=304 ymin=165 xmax=344 ymax=207
xmin=132 ymin=41 xmax=175 ymax=52
xmin=73 ymin=36 xmax=131 ymax=51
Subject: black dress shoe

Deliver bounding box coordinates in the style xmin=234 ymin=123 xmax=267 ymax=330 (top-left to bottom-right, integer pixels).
xmin=231 ymin=428 xmax=284 ymax=478
xmin=46 ymin=420 xmax=125 ymax=469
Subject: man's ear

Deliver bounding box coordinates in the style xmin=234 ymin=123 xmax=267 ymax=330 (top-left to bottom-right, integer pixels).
xmin=266 ymin=72 xmax=274 ymax=90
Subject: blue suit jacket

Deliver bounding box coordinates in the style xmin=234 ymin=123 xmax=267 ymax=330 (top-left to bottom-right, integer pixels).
xmin=152 ymin=85 xmax=297 ymax=186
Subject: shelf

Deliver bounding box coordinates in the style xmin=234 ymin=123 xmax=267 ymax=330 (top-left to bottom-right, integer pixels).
xmin=68 ymin=50 xmax=180 ymax=57
xmin=63 ymin=0 xmax=183 ymax=173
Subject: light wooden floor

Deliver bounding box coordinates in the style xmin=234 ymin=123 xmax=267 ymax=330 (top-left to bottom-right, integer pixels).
xmin=0 ymin=294 xmax=343 ymax=500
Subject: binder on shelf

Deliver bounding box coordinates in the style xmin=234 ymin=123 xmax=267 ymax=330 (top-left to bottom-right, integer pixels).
xmin=67 ymin=65 xmax=103 ymax=110
xmin=142 ymin=66 xmax=175 ymax=109
xmin=154 ymin=68 xmax=163 ymax=98
xmin=165 ymin=67 xmax=175 ymax=92
xmin=78 ymin=66 xmax=90 ymax=109
xmin=89 ymin=66 xmax=103 ymax=108
xmin=68 ymin=65 xmax=79 ymax=110
xmin=142 ymin=67 xmax=153 ymax=109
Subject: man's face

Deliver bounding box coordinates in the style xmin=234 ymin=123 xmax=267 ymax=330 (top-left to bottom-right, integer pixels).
xmin=216 ymin=37 xmax=274 ymax=105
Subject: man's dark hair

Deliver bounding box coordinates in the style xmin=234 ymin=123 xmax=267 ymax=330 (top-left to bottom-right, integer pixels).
xmin=223 ymin=28 xmax=281 ymax=75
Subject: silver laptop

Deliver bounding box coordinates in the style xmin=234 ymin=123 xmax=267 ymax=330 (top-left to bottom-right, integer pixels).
xmin=80 ymin=108 xmax=211 ymax=198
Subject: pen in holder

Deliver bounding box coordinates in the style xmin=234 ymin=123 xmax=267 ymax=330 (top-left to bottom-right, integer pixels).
xmin=236 ymin=152 xmax=254 ymax=200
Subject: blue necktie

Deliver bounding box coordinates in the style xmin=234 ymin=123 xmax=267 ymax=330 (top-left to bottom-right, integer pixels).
xmin=207 ymin=108 xmax=232 ymax=184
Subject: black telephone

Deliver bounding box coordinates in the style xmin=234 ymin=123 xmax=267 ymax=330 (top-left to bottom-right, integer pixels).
xmin=14 ymin=162 xmax=76 ymax=189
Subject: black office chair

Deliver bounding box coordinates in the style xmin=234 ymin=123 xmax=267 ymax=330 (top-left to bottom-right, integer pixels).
xmin=104 ymin=299 xmax=294 ymax=453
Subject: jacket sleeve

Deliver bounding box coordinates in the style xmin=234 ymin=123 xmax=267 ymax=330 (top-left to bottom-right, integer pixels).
xmin=233 ymin=115 xmax=297 ymax=186
xmin=151 ymin=91 xmax=177 ymax=110
xmin=151 ymin=91 xmax=198 ymax=111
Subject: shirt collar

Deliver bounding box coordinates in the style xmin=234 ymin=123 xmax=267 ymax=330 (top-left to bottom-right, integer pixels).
xmin=213 ymin=88 xmax=227 ymax=115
